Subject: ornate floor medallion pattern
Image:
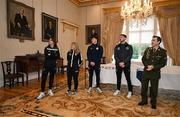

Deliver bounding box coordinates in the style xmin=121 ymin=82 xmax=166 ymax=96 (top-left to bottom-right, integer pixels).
xmin=0 ymin=77 xmax=180 ymax=117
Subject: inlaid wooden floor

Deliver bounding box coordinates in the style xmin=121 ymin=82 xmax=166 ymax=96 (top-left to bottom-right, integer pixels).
xmin=0 ymin=69 xmax=86 ymax=103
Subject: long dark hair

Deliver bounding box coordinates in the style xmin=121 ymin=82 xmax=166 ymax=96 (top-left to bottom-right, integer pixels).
xmin=49 ymin=38 xmax=58 ymax=47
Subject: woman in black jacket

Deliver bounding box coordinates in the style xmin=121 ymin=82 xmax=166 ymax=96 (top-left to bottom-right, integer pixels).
xmin=37 ymin=38 xmax=60 ymax=100
xmin=66 ymin=42 xmax=83 ymax=95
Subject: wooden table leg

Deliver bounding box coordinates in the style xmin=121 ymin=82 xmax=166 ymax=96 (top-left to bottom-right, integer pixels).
xmin=26 ymin=73 xmax=28 ymax=84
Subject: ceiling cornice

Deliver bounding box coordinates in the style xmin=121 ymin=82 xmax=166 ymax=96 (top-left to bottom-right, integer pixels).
xmin=69 ymin=0 xmax=180 ymax=7
xmin=69 ymin=0 xmax=123 ymax=7
xmin=152 ymin=0 xmax=180 ymax=7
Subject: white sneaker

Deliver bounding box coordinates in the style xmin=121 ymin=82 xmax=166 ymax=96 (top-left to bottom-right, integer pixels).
xmin=48 ymin=89 xmax=54 ymax=96
xmin=66 ymin=90 xmax=71 ymax=96
xmin=127 ymin=91 xmax=132 ymax=98
xmin=71 ymin=90 xmax=77 ymax=96
xmin=37 ymin=92 xmax=45 ymax=100
xmin=113 ymin=90 xmax=120 ymax=96
xmin=87 ymin=87 xmax=92 ymax=93
xmin=151 ymin=109 xmax=158 ymax=116
xmin=96 ymin=87 xmax=103 ymax=93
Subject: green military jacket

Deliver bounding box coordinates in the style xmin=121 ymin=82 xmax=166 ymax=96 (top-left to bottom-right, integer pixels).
xmin=142 ymin=47 xmax=167 ymax=79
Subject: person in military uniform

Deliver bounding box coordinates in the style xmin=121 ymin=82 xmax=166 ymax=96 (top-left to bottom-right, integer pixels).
xmin=138 ymin=36 xmax=167 ymax=111
xmin=66 ymin=42 xmax=83 ymax=96
xmin=37 ymin=38 xmax=60 ymax=100
xmin=113 ymin=34 xmax=133 ymax=98
xmin=87 ymin=37 xmax=103 ymax=93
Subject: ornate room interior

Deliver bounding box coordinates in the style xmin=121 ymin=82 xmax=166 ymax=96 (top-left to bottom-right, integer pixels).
xmin=0 ymin=0 xmax=180 ymax=116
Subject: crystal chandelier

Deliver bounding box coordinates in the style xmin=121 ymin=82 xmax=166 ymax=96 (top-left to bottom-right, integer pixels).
xmin=121 ymin=0 xmax=153 ymax=26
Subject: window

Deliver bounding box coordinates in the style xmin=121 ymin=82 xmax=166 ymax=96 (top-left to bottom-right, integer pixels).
xmin=123 ymin=16 xmax=159 ymax=62
xmin=110 ymin=16 xmax=172 ymax=65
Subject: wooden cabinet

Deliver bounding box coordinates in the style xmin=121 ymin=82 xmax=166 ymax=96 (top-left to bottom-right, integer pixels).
xmin=14 ymin=54 xmax=44 ymax=84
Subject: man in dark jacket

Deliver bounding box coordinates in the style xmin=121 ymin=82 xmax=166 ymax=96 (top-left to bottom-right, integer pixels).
xmin=138 ymin=36 xmax=167 ymax=113
xmin=87 ymin=37 xmax=103 ymax=93
xmin=113 ymin=34 xmax=133 ymax=98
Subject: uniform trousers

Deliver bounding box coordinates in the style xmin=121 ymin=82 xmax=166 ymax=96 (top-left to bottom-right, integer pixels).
xmin=141 ymin=72 xmax=159 ymax=108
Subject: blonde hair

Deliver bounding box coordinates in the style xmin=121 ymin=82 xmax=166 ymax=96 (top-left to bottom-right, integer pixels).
xmin=70 ymin=42 xmax=80 ymax=54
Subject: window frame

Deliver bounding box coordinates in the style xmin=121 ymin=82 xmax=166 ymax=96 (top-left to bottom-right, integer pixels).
xmin=122 ymin=16 xmax=158 ymax=62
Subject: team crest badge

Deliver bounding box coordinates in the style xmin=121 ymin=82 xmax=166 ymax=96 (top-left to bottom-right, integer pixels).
xmin=126 ymin=47 xmax=129 ymax=50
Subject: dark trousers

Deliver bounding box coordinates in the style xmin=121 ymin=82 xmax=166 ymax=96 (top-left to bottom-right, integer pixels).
xmin=67 ymin=67 xmax=79 ymax=91
xmin=141 ymin=75 xmax=159 ymax=108
xmin=89 ymin=66 xmax=100 ymax=88
xmin=116 ymin=67 xmax=133 ymax=92
xmin=41 ymin=66 xmax=56 ymax=92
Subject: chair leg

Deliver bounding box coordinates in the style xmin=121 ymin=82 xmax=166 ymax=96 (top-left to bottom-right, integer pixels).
xmin=26 ymin=73 xmax=28 ymax=84
xmin=22 ymin=76 xmax=24 ymax=86
xmin=9 ymin=78 xmax=12 ymax=89
xmin=4 ymin=80 xmax=5 ymax=88
xmin=12 ymin=78 xmax=15 ymax=87
xmin=17 ymin=77 xmax=19 ymax=86
xmin=38 ymin=70 xmax=40 ymax=81
xmin=61 ymin=66 xmax=65 ymax=74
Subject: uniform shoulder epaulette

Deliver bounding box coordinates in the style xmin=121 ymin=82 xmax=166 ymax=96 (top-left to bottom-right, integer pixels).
xmin=160 ymin=47 xmax=167 ymax=52
xmin=147 ymin=47 xmax=151 ymax=50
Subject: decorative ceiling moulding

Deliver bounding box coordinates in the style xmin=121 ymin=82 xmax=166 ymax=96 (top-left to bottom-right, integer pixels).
xmin=154 ymin=4 xmax=180 ymax=18
xmin=152 ymin=0 xmax=180 ymax=7
xmin=103 ymin=7 xmax=121 ymax=14
xmin=69 ymin=0 xmax=123 ymax=7
xmin=69 ymin=0 xmax=180 ymax=7
xmin=152 ymin=0 xmax=180 ymax=18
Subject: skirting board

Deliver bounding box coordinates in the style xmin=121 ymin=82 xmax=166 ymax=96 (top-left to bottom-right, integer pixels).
xmin=0 ymin=72 xmax=41 ymax=87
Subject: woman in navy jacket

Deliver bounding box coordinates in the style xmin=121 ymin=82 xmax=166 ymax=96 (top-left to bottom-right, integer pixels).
xmin=66 ymin=42 xmax=83 ymax=95
xmin=37 ymin=38 xmax=60 ymax=100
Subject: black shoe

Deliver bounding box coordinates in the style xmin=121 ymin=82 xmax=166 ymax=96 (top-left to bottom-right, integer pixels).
xmin=138 ymin=101 xmax=148 ymax=106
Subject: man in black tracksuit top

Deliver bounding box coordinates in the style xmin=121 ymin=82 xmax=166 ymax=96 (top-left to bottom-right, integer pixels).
xmin=113 ymin=34 xmax=133 ymax=98
xmin=87 ymin=37 xmax=103 ymax=93
xmin=37 ymin=38 xmax=60 ymax=100
xmin=66 ymin=42 xmax=83 ymax=95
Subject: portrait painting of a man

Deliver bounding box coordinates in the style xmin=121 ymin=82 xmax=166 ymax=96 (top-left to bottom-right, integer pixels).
xmin=42 ymin=12 xmax=58 ymax=42
xmin=86 ymin=25 xmax=101 ymax=44
xmin=7 ymin=0 xmax=35 ymax=40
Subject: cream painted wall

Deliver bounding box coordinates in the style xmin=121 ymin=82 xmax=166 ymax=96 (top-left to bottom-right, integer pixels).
xmin=58 ymin=0 xmax=80 ymax=61
xmin=0 ymin=1 xmax=3 ymax=87
xmin=0 ymin=0 xmax=124 ymax=87
xmin=78 ymin=1 xmax=123 ymax=59
xmin=0 ymin=0 xmax=80 ymax=87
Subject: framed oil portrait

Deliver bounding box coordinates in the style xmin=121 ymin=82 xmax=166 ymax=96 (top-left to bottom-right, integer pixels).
xmin=42 ymin=12 xmax=58 ymax=42
xmin=7 ymin=0 xmax=35 ymax=41
xmin=85 ymin=24 xmax=101 ymax=45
